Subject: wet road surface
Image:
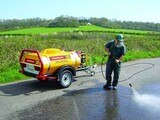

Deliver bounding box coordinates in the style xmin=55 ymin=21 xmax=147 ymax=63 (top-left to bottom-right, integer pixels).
xmin=7 ymin=83 xmax=160 ymax=120
xmin=1 ymin=57 xmax=160 ymax=120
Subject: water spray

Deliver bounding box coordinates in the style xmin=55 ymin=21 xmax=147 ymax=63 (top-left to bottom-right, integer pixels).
xmin=101 ymin=55 xmax=160 ymax=110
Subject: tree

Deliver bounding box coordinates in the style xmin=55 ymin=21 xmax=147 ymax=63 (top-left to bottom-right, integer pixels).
xmin=48 ymin=15 xmax=79 ymax=27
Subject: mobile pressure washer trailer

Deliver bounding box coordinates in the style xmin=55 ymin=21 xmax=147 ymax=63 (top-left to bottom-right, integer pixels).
xmin=19 ymin=48 xmax=95 ymax=88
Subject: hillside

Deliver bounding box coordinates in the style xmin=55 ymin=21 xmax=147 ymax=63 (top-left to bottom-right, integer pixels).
xmin=0 ymin=25 xmax=159 ymax=35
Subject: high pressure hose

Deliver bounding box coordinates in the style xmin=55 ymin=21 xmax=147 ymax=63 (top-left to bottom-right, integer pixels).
xmin=100 ymin=55 xmax=155 ymax=83
xmin=101 ymin=55 xmax=108 ymax=81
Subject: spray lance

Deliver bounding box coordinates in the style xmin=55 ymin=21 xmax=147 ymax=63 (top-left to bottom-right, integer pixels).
xmin=100 ymin=54 xmax=154 ymax=89
xmin=114 ymin=57 xmax=133 ymax=88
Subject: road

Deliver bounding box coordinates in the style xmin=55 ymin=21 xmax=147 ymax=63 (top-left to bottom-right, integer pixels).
xmin=0 ymin=57 xmax=160 ymax=120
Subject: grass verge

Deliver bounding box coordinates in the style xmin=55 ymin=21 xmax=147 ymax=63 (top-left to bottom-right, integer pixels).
xmin=0 ymin=32 xmax=160 ymax=83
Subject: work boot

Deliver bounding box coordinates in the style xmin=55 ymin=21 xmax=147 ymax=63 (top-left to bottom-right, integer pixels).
xmin=103 ymin=84 xmax=112 ymax=90
xmin=113 ymin=86 xmax=117 ymax=90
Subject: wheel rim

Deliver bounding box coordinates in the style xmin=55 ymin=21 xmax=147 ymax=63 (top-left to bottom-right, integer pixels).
xmin=61 ymin=73 xmax=72 ymax=86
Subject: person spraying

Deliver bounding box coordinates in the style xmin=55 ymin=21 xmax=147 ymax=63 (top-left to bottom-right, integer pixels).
xmin=103 ymin=34 xmax=127 ymax=90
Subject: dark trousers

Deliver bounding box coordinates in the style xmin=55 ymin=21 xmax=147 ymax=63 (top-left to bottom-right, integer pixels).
xmin=105 ymin=58 xmax=121 ymax=86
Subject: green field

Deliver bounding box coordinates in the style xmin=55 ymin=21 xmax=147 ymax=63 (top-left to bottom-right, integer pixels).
xmin=0 ymin=25 xmax=160 ymax=83
xmin=0 ymin=25 xmax=158 ymax=35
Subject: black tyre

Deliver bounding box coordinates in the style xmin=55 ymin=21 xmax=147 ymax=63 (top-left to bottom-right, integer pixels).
xmin=59 ymin=70 xmax=73 ymax=88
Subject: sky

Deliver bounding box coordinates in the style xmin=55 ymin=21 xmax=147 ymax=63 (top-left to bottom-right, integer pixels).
xmin=0 ymin=0 xmax=160 ymax=23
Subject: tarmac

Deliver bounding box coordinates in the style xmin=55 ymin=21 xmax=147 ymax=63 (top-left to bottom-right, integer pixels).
xmin=1 ymin=57 xmax=160 ymax=120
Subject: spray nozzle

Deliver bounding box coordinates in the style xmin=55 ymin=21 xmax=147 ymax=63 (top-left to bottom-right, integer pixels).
xmin=129 ymin=83 xmax=132 ymax=87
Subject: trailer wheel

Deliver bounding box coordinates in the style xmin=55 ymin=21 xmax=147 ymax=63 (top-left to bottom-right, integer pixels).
xmin=59 ymin=70 xmax=73 ymax=88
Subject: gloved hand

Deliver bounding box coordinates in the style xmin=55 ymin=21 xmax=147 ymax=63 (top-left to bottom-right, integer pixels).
xmin=104 ymin=52 xmax=111 ymax=57
xmin=115 ymin=59 xmax=120 ymax=63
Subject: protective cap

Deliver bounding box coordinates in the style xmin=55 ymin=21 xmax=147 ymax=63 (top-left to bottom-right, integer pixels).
xmin=116 ymin=34 xmax=124 ymax=42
